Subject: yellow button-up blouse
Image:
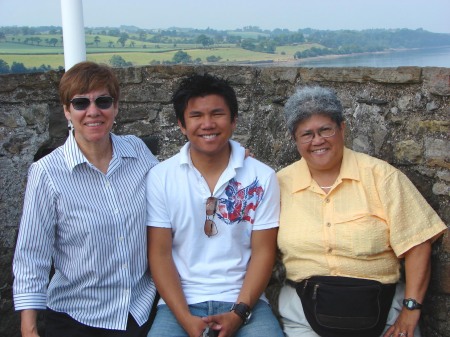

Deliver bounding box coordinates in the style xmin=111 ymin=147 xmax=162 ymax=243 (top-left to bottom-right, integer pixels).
xmin=277 ymin=147 xmax=447 ymax=284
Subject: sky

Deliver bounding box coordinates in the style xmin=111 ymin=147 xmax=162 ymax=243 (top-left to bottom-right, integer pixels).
xmin=0 ymin=0 xmax=449 ymax=34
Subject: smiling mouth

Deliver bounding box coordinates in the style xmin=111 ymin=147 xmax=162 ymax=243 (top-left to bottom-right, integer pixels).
xmin=85 ymin=122 xmax=103 ymax=127
xmin=201 ymin=134 xmax=218 ymax=139
xmin=311 ymin=148 xmax=328 ymax=154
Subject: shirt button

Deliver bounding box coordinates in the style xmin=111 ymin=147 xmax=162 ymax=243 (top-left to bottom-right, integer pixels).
xmin=122 ymin=263 xmax=127 ymax=269
xmin=327 ymin=222 xmax=331 ymax=227
xmin=119 ymin=236 xmax=124 ymax=241
xmin=325 ymin=198 xmax=330 ymax=203
xmin=114 ymin=209 xmax=119 ymax=214
xmin=327 ymin=248 xmax=332 ymax=253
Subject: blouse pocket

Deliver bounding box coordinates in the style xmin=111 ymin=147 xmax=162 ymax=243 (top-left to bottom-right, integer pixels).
xmin=334 ymin=214 xmax=389 ymax=257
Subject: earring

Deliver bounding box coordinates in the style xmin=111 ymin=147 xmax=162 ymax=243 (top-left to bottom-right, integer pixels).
xmin=68 ymin=120 xmax=74 ymax=132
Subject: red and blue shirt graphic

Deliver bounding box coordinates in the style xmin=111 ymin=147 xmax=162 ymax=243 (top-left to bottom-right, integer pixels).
xmin=217 ymin=178 xmax=264 ymax=225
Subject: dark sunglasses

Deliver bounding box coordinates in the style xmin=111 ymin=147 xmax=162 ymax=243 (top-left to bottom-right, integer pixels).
xmin=70 ymin=96 xmax=114 ymax=111
xmin=204 ymin=197 xmax=218 ymax=237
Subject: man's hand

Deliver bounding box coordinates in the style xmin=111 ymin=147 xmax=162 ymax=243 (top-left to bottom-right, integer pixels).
xmin=180 ymin=314 xmax=209 ymax=337
xmin=202 ymin=311 xmax=243 ymax=337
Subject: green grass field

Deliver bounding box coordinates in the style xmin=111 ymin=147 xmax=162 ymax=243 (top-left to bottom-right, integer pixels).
xmin=0 ymin=45 xmax=302 ymax=69
xmin=0 ymin=32 xmax=322 ymax=69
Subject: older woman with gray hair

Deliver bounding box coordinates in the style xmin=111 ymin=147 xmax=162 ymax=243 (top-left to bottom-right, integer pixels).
xmin=276 ymin=86 xmax=446 ymax=337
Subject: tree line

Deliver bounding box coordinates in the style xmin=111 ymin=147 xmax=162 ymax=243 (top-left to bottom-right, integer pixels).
xmin=0 ymin=60 xmax=61 ymax=74
xmin=0 ymin=52 xmax=224 ymax=74
xmin=2 ymin=25 xmax=449 ymax=51
xmin=1 ymin=25 xmax=449 ymax=74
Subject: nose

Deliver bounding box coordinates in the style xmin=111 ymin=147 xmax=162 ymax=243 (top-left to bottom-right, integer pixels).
xmin=201 ymin=115 xmax=215 ymax=128
xmin=86 ymin=102 xmax=101 ymax=116
xmin=310 ymin=132 xmax=326 ymax=145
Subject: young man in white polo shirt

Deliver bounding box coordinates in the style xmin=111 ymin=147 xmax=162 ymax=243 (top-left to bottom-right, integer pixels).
xmin=146 ymin=74 xmax=283 ymax=337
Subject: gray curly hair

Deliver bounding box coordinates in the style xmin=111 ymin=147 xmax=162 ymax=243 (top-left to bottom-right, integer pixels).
xmin=284 ymin=86 xmax=344 ymax=136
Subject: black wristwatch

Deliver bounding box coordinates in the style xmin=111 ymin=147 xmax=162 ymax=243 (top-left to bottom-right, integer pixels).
xmin=230 ymin=302 xmax=252 ymax=324
xmin=403 ymin=298 xmax=423 ymax=310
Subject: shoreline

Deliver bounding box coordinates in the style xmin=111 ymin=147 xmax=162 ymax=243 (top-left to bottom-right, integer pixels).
xmin=238 ymin=46 xmax=450 ymax=67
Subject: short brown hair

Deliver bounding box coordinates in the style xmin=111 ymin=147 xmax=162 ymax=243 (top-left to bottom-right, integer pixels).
xmin=59 ymin=61 xmax=120 ymax=109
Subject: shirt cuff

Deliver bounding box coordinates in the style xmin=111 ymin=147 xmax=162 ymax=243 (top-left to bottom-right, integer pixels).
xmin=13 ymin=293 xmax=47 ymax=311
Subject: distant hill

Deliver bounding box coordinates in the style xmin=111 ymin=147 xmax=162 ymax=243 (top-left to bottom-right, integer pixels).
xmin=1 ymin=26 xmax=449 ymax=73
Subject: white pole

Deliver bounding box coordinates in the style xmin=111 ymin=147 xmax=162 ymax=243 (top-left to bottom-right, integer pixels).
xmin=60 ymin=0 xmax=86 ymax=70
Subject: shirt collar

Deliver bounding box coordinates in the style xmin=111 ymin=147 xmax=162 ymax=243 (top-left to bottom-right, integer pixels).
xmin=63 ymin=132 xmax=137 ymax=171
xmin=339 ymin=147 xmax=360 ymax=182
xmin=179 ymin=139 xmax=245 ymax=169
xmin=291 ymin=147 xmax=360 ymax=193
xmin=291 ymin=159 xmax=312 ymax=193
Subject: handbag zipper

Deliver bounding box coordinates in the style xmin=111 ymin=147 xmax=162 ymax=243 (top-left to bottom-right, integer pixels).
xmin=302 ymin=279 xmax=309 ymax=296
xmin=312 ymin=283 xmax=319 ymax=300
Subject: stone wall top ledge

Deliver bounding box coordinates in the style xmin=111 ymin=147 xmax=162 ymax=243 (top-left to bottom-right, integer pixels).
xmin=422 ymin=67 xmax=450 ymax=96
xmin=298 ymin=66 xmax=422 ymax=84
xmin=258 ymin=67 xmax=299 ymax=84
xmin=0 ymin=71 xmax=59 ymax=93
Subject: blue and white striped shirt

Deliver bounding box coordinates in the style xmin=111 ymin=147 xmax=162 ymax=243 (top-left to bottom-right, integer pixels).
xmin=13 ymin=132 xmax=159 ymax=330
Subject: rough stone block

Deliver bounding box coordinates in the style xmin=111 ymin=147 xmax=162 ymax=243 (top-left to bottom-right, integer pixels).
xmin=423 ymin=68 xmax=450 ymax=96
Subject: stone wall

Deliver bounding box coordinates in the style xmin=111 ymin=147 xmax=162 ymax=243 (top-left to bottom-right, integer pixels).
xmin=0 ymin=65 xmax=449 ymax=337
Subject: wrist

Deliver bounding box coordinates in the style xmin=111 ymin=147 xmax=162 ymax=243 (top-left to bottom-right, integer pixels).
xmin=230 ymin=302 xmax=252 ymax=324
xmin=403 ymin=298 xmax=423 ymax=310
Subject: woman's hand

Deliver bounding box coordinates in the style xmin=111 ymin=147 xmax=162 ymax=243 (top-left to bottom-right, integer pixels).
xmin=383 ymin=240 xmax=432 ymax=337
xmin=383 ymin=308 xmax=420 ymax=337
xmin=244 ymin=148 xmax=254 ymax=159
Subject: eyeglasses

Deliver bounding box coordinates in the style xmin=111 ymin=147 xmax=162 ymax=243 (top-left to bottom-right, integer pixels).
xmin=70 ymin=96 xmax=114 ymax=111
xmin=204 ymin=197 xmax=218 ymax=237
xmin=297 ymin=125 xmax=337 ymax=144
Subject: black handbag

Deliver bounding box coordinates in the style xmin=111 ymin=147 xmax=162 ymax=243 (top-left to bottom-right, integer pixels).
xmin=289 ymin=276 xmax=396 ymax=337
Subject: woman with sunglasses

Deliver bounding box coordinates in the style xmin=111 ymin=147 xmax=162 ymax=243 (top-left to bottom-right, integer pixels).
xmin=13 ymin=61 xmax=158 ymax=337
xmin=276 ymin=86 xmax=446 ymax=337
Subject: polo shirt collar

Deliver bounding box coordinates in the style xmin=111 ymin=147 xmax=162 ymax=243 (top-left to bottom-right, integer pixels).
xmin=63 ymin=132 xmax=137 ymax=171
xmin=291 ymin=146 xmax=360 ymax=193
xmin=179 ymin=139 xmax=245 ymax=170
xmin=179 ymin=142 xmax=191 ymax=166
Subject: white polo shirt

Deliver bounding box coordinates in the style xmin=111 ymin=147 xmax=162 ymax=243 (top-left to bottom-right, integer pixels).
xmin=146 ymin=140 xmax=280 ymax=305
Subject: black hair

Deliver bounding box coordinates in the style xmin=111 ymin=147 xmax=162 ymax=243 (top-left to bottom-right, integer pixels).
xmin=172 ymin=73 xmax=238 ymax=127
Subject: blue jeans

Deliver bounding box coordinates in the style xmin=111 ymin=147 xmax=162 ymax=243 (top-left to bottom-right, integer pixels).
xmin=148 ymin=300 xmax=284 ymax=337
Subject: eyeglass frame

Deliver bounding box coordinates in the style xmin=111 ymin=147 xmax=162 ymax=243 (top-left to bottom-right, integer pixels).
xmin=204 ymin=196 xmax=218 ymax=238
xmin=295 ymin=125 xmax=338 ymax=144
xmin=70 ymin=96 xmax=115 ymax=111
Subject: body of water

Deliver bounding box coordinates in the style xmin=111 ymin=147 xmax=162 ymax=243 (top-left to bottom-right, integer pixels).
xmin=295 ymin=46 xmax=450 ymax=68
